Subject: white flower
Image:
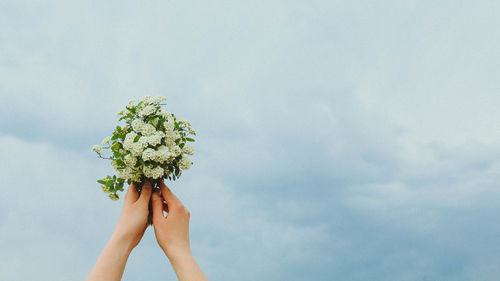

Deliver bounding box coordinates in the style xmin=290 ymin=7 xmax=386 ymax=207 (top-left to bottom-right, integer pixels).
xmin=164 ymin=121 xmax=175 ymax=132
xmin=183 ymin=145 xmax=195 ymax=155
xmin=132 ymin=119 xmax=145 ymax=133
xmin=143 ymin=165 xmax=164 ymax=179
xmin=152 ymin=166 xmax=164 ymax=179
xmin=139 ymin=135 xmax=149 ymax=146
xmin=180 ymin=156 xmax=192 ymax=170
xmin=140 ymin=96 xmax=153 ymax=106
xmin=159 ymin=109 xmax=171 ymax=119
xmin=171 ymin=145 xmax=182 ymax=156
xmin=141 ymin=124 xmax=156 ymax=136
xmin=101 ymin=136 xmax=111 ymax=145
xmin=165 ymin=114 xmax=174 ymax=123
xmin=155 ymin=145 xmax=172 ymax=163
xmin=124 ymin=154 xmax=137 ymax=167
xmin=118 ymin=167 xmax=132 ymax=179
xmin=109 ymin=193 xmax=119 ymax=201
xmin=117 ymin=109 xmax=126 ymax=116
xmin=127 ymin=100 xmax=136 ymax=108
xmin=151 ymin=96 xmax=166 ymax=105
xmin=92 ymin=144 xmax=102 ymax=154
xmin=178 ymin=119 xmax=188 ymax=127
xmin=138 ymin=105 xmax=156 ymax=117
xmin=130 ymin=142 xmax=146 ymax=157
xmin=101 ymin=185 xmax=111 ymax=193
xmin=123 ymin=132 xmax=137 ymax=150
xmin=146 ymin=131 xmax=164 ymax=146
xmin=142 ymin=148 xmax=156 ymax=161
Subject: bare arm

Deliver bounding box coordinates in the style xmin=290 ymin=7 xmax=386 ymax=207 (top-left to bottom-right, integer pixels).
xmin=87 ymin=182 xmax=152 ymax=281
xmin=151 ymin=181 xmax=209 ymax=281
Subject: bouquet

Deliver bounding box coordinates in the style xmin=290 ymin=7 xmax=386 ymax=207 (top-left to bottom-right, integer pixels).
xmin=91 ymin=96 xmax=196 ymax=203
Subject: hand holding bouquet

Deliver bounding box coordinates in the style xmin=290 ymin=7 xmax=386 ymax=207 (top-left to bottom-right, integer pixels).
xmin=91 ymin=96 xmax=196 ymax=201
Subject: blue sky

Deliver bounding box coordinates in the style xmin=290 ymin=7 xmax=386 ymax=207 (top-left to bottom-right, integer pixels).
xmin=1 ymin=1 xmax=500 ymax=280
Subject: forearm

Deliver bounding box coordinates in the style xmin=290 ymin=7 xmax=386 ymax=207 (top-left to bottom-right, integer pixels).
xmin=87 ymin=232 xmax=134 ymax=281
xmin=168 ymin=250 xmax=209 ymax=281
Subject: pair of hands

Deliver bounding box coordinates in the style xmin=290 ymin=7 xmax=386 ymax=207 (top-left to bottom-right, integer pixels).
xmin=114 ymin=180 xmax=191 ymax=259
xmin=88 ymin=180 xmax=208 ymax=281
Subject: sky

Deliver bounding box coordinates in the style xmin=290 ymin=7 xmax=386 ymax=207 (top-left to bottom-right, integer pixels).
xmin=1 ymin=0 xmax=499 ymax=280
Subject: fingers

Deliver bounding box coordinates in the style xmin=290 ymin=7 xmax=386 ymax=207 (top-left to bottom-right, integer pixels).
xmin=158 ymin=180 xmax=182 ymax=208
xmin=152 ymin=191 xmax=165 ymax=223
xmin=124 ymin=183 xmax=139 ymax=204
xmin=138 ymin=182 xmax=152 ymax=204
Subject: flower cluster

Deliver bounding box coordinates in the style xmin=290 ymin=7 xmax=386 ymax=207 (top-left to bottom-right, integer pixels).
xmin=92 ymin=96 xmax=196 ymax=201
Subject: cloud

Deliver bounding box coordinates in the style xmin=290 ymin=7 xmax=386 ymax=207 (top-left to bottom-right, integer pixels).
xmin=1 ymin=0 xmax=500 ymax=280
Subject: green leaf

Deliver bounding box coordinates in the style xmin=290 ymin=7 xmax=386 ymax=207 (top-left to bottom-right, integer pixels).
xmin=97 ymin=179 xmax=106 ymax=184
xmin=186 ymin=138 xmax=195 ymax=142
xmin=134 ymin=135 xmax=141 ymax=142
xmin=179 ymin=143 xmax=185 ymax=148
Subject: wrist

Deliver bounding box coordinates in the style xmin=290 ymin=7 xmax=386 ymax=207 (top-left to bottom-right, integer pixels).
xmin=110 ymin=231 xmax=136 ymax=253
xmin=164 ymin=246 xmax=193 ymax=263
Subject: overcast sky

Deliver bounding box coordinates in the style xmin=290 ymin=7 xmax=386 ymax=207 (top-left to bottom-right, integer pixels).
xmin=1 ymin=1 xmax=500 ymax=280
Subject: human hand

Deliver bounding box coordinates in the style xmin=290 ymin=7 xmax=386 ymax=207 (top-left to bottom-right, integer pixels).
xmin=112 ymin=182 xmax=152 ymax=250
xmin=152 ymin=180 xmax=191 ymax=259
xmin=87 ymin=182 xmax=152 ymax=281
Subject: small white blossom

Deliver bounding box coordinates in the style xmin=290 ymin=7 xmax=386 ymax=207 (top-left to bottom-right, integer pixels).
xmin=138 ymin=105 xmax=156 ymax=117
xmin=164 ymin=121 xmax=175 ymax=132
xmin=141 ymin=124 xmax=156 ymax=136
xmin=142 ymin=148 xmax=156 ymax=161
xmin=143 ymin=165 xmax=164 ymax=179
xmin=180 ymin=157 xmax=192 ymax=170
xmin=151 ymin=96 xmax=166 ymax=105
xmin=117 ymin=109 xmax=126 ymax=116
xmin=140 ymin=96 xmax=153 ymax=106
xmin=159 ymin=109 xmax=171 ymax=119
xmin=123 ymin=132 xmax=137 ymax=150
xmin=178 ymin=119 xmax=189 ymax=127
xmin=146 ymin=131 xmax=164 ymax=146
xmin=132 ymin=119 xmax=145 ymax=133
xmin=109 ymin=193 xmax=119 ymax=201
xmin=119 ymin=167 xmax=140 ymax=181
xmin=101 ymin=185 xmax=111 ymax=193
xmin=130 ymin=142 xmax=146 ymax=156
xmin=124 ymin=154 xmax=137 ymax=167
xmin=183 ymin=145 xmax=195 ymax=155
xmin=127 ymin=100 xmax=136 ymax=108
xmin=92 ymin=144 xmax=102 ymax=154
xmin=101 ymin=136 xmax=111 ymax=145
xmin=171 ymin=145 xmax=182 ymax=156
